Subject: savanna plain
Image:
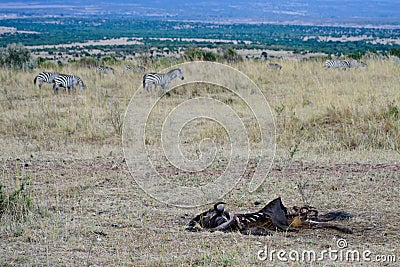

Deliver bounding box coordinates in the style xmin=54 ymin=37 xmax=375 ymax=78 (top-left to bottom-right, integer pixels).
xmin=0 ymin=58 xmax=399 ymax=266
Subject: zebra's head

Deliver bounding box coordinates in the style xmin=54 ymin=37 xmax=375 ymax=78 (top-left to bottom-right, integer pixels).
xmin=175 ymin=68 xmax=184 ymax=80
xmin=360 ymin=61 xmax=368 ymax=68
xmin=214 ymin=201 xmax=226 ymax=213
xmin=185 ymin=201 xmax=230 ymax=232
xmin=79 ymin=79 xmax=86 ymax=91
xmin=73 ymin=75 xmax=86 ymax=91
xmin=49 ymin=72 xmax=59 ymax=82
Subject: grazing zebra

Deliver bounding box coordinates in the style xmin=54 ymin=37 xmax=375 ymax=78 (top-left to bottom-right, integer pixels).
xmin=53 ymin=74 xmax=85 ymax=93
xmin=143 ymin=68 xmax=184 ymax=92
xmin=344 ymin=59 xmax=367 ymax=69
xmin=96 ymin=65 xmax=114 ymax=74
xmin=33 ymin=72 xmax=59 ymax=89
xmin=266 ymin=62 xmax=282 ymax=70
xmin=124 ymin=64 xmax=146 ymax=73
xmin=323 ymin=60 xmax=350 ymax=70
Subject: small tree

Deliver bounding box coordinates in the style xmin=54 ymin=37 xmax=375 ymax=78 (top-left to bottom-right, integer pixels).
xmin=0 ymin=43 xmax=31 ymax=70
xmin=261 ymin=51 xmax=268 ymax=60
xmin=222 ymin=46 xmax=242 ymax=63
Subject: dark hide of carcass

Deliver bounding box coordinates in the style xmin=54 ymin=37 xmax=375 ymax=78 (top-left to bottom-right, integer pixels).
xmin=186 ymin=197 xmax=353 ymax=236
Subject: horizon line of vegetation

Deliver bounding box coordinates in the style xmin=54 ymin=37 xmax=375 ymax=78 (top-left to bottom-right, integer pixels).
xmin=0 ymin=17 xmax=399 ymax=55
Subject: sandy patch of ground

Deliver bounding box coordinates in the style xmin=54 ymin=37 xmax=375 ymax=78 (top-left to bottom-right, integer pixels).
xmin=0 ymin=26 xmax=40 ymax=35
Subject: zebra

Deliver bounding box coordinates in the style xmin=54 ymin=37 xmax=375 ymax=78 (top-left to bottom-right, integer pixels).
xmin=266 ymin=62 xmax=282 ymax=70
xmin=33 ymin=72 xmax=59 ymax=89
xmin=124 ymin=64 xmax=146 ymax=73
xmin=53 ymin=74 xmax=85 ymax=93
xmin=344 ymin=59 xmax=367 ymax=69
xmin=323 ymin=60 xmax=350 ymax=70
xmin=186 ymin=197 xmax=353 ymax=235
xmin=96 ymin=65 xmax=114 ymax=74
xmin=142 ymin=68 xmax=184 ymax=92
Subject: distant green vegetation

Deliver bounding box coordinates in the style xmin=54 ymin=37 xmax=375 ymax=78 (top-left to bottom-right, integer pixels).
xmin=0 ymin=18 xmax=399 ymax=56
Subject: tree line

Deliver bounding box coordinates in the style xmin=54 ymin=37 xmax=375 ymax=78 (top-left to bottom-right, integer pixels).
xmin=1 ymin=18 xmax=399 ymax=56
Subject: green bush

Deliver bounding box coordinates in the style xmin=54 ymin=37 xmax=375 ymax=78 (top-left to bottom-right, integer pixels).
xmin=222 ymin=46 xmax=243 ymax=63
xmin=0 ymin=43 xmax=32 ymax=70
xmin=72 ymin=56 xmax=99 ymax=68
xmin=183 ymin=46 xmax=220 ymax=62
xmin=101 ymin=55 xmax=118 ymax=65
xmin=389 ymin=48 xmax=400 ymax=58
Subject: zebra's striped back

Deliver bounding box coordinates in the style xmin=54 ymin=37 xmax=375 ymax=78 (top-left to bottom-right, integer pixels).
xmin=124 ymin=64 xmax=146 ymax=73
xmin=344 ymin=59 xmax=367 ymax=69
xmin=323 ymin=60 xmax=349 ymax=70
xmin=34 ymin=72 xmax=59 ymax=89
xmin=142 ymin=68 xmax=184 ymax=92
xmin=266 ymin=62 xmax=282 ymax=70
xmin=96 ymin=66 xmax=114 ymax=74
xmin=53 ymin=74 xmax=85 ymax=93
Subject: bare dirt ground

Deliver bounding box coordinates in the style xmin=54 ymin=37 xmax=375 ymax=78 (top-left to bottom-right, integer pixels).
xmin=1 ymin=156 xmax=398 ymax=266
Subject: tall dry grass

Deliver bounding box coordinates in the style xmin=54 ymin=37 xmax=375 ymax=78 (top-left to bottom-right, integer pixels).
xmin=239 ymin=59 xmax=400 ymax=153
xmin=0 ymin=59 xmax=399 ymax=159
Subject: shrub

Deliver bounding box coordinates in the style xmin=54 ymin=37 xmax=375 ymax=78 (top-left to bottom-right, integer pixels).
xmin=389 ymin=47 xmax=400 ymax=58
xmin=0 ymin=180 xmax=33 ymax=222
xmin=221 ymin=46 xmax=243 ymax=63
xmin=72 ymin=56 xmax=99 ymax=68
xmin=101 ymin=55 xmax=118 ymax=65
xmin=183 ymin=46 xmax=220 ymax=62
xmin=0 ymin=43 xmax=32 ymax=70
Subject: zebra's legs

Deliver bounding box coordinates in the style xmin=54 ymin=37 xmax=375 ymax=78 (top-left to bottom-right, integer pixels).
xmin=53 ymin=83 xmax=59 ymax=94
xmin=145 ymin=83 xmax=153 ymax=93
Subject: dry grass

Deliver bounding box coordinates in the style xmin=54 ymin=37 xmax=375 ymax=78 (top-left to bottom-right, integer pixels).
xmin=0 ymin=58 xmax=399 ymax=266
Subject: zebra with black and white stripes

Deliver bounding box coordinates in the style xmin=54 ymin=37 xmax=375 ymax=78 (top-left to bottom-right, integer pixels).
xmin=266 ymin=62 xmax=282 ymax=70
xmin=344 ymin=59 xmax=367 ymax=69
xmin=96 ymin=65 xmax=114 ymax=74
xmin=33 ymin=71 xmax=59 ymax=89
xmin=124 ymin=64 xmax=146 ymax=73
xmin=53 ymin=74 xmax=85 ymax=93
xmin=142 ymin=68 xmax=184 ymax=92
xmin=323 ymin=60 xmax=350 ymax=70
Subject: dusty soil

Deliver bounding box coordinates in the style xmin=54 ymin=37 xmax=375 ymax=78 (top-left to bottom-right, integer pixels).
xmin=1 ymin=156 xmax=398 ymax=266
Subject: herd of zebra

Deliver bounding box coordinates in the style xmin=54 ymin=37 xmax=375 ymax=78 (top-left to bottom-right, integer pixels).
xmin=33 ymin=59 xmax=367 ymax=93
xmin=33 ymin=66 xmax=184 ymax=93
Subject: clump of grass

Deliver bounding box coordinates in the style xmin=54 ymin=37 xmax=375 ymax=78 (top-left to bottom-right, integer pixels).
xmin=109 ymin=101 xmax=124 ymax=135
xmin=0 ymin=178 xmax=33 ymax=223
xmin=275 ymin=99 xmax=400 ymax=151
xmin=308 ymin=101 xmax=400 ymax=150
